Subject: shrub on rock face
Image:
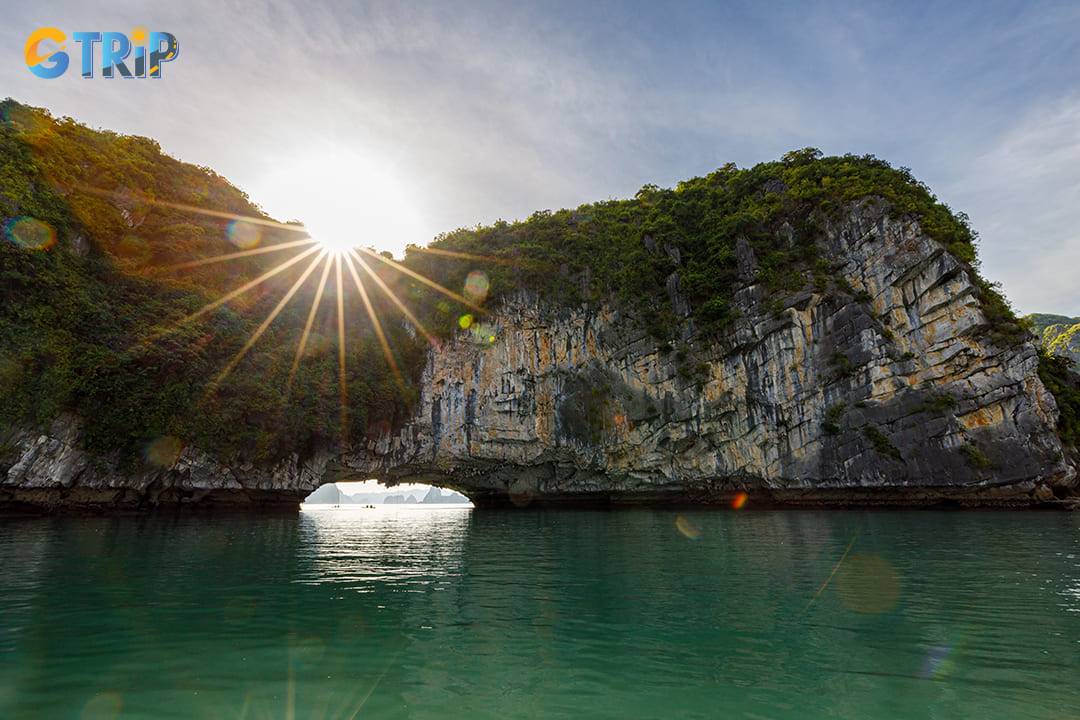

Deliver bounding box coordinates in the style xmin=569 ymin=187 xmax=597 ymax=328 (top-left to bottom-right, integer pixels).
xmin=1027 ymin=314 xmax=1080 ymax=366
xmin=1037 ymin=349 xmax=1080 ymax=450
xmin=4 ymin=97 xmax=1074 ymax=479
xmin=420 ymin=148 xmax=994 ymax=346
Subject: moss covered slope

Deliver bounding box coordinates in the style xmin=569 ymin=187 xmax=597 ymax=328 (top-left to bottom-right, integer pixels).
xmin=2 ymin=99 xmax=1074 ymax=477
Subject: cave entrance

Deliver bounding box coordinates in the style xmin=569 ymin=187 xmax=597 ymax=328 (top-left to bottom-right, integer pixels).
xmin=302 ymin=480 xmax=473 ymax=508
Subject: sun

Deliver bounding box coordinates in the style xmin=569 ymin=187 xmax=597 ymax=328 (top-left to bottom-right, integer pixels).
xmin=250 ymin=143 xmax=427 ymax=261
xmin=69 ymin=166 xmax=489 ymax=453
xmin=129 ymin=27 xmax=149 ymax=46
xmin=305 ymin=224 xmax=360 ymax=257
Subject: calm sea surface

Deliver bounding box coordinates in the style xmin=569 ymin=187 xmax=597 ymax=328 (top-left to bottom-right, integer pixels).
xmin=2 ymin=507 xmax=1079 ymax=719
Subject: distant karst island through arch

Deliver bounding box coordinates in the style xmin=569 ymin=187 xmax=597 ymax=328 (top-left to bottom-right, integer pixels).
xmin=303 ymin=481 xmax=471 ymax=507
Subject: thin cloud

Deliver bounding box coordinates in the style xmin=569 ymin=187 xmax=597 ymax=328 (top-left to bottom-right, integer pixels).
xmin=2 ymin=0 xmax=1078 ymax=312
xmin=957 ymin=97 xmax=1080 ymax=314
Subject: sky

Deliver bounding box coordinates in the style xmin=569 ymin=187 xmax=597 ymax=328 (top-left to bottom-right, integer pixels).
xmin=4 ymin=0 xmax=1079 ymax=315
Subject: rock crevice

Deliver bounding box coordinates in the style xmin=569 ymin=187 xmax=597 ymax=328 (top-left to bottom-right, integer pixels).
xmin=2 ymin=203 xmax=1076 ymax=511
xmin=332 ymin=203 xmax=1076 ymax=507
xmin=1 ymin=413 xmax=328 ymax=512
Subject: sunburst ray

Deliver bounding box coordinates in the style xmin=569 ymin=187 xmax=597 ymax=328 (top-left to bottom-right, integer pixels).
xmin=410 ymin=245 xmax=514 ymax=265
xmin=353 ymin=245 xmax=492 ymax=316
xmin=151 ymin=236 xmax=318 ymax=273
xmin=76 ymin=184 xmax=311 ymax=234
xmin=347 ymin=249 xmax=435 ymax=345
xmin=335 ymin=255 xmax=348 ymax=443
xmin=210 ymin=249 xmax=329 ymax=388
xmin=71 ymin=176 xmax=513 ymax=454
xmin=342 ymin=251 xmax=407 ymax=393
xmin=285 ymin=253 xmax=335 ymax=396
xmin=156 ymin=243 xmax=323 ymax=339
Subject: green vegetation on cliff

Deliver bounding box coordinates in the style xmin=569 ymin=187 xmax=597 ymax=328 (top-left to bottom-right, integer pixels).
xmin=1028 ymin=316 xmax=1080 ymax=447
xmin=1027 ymin=314 xmax=1080 ymax=365
xmin=0 ymin=100 xmax=1070 ymax=469
xmin=412 ymin=147 xmax=1022 ymax=345
xmin=1037 ymin=349 xmax=1080 ymax=450
xmin=0 ymin=100 xmax=419 ymax=465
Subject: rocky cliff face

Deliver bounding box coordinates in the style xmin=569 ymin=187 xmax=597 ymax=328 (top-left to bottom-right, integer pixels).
xmin=329 ymin=202 xmax=1077 ymax=507
xmin=3 ymin=202 xmax=1077 ymax=511
xmin=1 ymin=413 xmax=327 ymax=512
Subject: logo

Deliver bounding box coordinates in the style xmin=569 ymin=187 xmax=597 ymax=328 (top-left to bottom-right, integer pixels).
xmin=26 ymin=27 xmax=179 ymax=79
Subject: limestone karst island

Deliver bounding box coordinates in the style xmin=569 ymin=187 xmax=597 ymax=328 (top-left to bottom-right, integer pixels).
xmin=2 ymin=99 xmax=1078 ymax=512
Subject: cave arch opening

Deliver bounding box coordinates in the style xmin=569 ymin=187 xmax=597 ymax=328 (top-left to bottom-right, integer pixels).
xmin=302 ymin=480 xmax=473 ymax=507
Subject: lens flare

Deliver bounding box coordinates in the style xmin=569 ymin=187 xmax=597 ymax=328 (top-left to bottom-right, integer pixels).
xmin=508 ymin=479 xmax=536 ymax=507
xmin=798 ymin=524 xmax=862 ymax=618
xmin=365 ymin=420 xmax=392 ymax=444
xmin=675 ymin=515 xmax=701 ymax=539
xmin=0 ymin=356 xmax=22 ymax=390
xmin=80 ymin=692 xmax=122 ymax=720
xmin=463 ymin=270 xmax=490 ymax=303
xmin=5 ymin=217 xmax=55 ymax=250
xmin=143 ymin=436 xmax=184 ymax=468
xmin=834 ymin=552 xmax=902 ymax=615
xmin=464 ymin=321 xmax=498 ymax=345
xmin=732 ymin=491 xmax=748 ymax=509
xmin=227 ymin=219 xmax=262 ymax=249
xmin=292 ymin=636 xmax=326 ymax=669
xmin=354 ymin=245 xmax=489 ymax=316
xmin=72 ymin=181 xmax=515 ymax=460
xmin=337 ymin=614 xmax=367 ymax=643
xmin=920 ymin=640 xmax=955 ymax=680
xmin=637 ymin=188 xmax=661 ymax=207
xmin=2 ymin=103 xmax=54 ymax=138
xmin=223 ymin=596 xmax=257 ymax=626
xmin=116 ymin=235 xmax=151 ymax=263
xmin=78 ymin=184 xmax=313 ymax=239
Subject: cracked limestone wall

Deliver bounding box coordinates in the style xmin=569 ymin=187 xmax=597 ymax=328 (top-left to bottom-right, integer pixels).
xmin=3 ymin=202 xmax=1075 ymax=511
xmin=333 ymin=202 xmax=1076 ymax=507
xmin=1 ymin=413 xmax=329 ymax=511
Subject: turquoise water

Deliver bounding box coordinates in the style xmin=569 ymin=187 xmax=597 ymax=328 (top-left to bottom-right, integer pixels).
xmin=2 ymin=507 xmax=1079 ymax=719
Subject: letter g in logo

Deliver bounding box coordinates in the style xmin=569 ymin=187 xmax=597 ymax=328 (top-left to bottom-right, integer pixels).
xmin=26 ymin=28 xmax=70 ymax=79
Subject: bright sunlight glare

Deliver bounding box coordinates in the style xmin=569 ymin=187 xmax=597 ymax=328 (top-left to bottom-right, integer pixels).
xmin=251 ymin=144 xmax=427 ymax=259
xmin=308 ymin=228 xmax=359 ymax=256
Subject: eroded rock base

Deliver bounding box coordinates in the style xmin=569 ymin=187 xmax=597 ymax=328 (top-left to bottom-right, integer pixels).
xmin=0 ymin=487 xmax=307 ymax=515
